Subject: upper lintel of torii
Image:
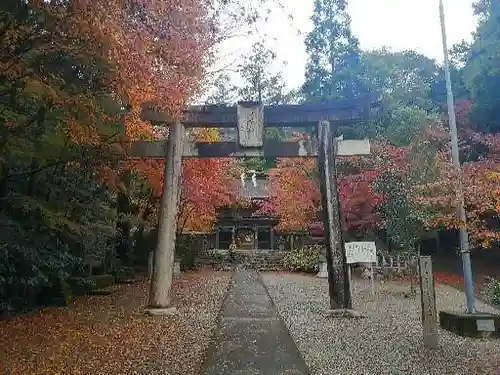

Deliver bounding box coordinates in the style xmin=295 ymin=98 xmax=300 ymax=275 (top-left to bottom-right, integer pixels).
xmin=140 ymin=95 xmax=381 ymax=127
xmin=131 ymin=96 xmax=380 ymax=158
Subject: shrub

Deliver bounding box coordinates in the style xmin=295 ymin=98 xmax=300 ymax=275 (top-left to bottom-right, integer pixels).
xmin=67 ymin=277 xmax=94 ymax=295
xmin=88 ymin=274 xmax=115 ymax=289
xmin=0 ymin=180 xmax=115 ymax=312
xmin=282 ymin=245 xmax=324 ymax=273
xmin=114 ymin=267 xmax=135 ymax=283
xmin=482 ymin=277 xmax=500 ymax=308
xmin=176 ymin=234 xmax=203 ymax=271
xmin=39 ymin=275 xmax=73 ymax=306
xmin=68 ymin=274 xmax=115 ymax=295
xmin=0 ymin=216 xmax=80 ymax=312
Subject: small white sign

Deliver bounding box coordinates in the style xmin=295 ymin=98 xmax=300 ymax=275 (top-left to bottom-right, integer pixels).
xmin=476 ymin=319 xmax=496 ymax=332
xmin=337 ymin=139 xmax=371 ymax=156
xmin=345 ymin=241 xmax=377 ymax=264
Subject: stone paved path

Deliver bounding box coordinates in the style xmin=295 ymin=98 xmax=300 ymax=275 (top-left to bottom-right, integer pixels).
xmin=199 ymin=271 xmax=310 ymax=375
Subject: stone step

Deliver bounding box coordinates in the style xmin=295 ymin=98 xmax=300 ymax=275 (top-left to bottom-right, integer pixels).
xmin=197 ymin=249 xmax=287 ymax=271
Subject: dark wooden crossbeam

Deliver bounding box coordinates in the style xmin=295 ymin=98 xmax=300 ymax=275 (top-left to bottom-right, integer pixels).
xmin=141 ymin=96 xmax=379 ymax=127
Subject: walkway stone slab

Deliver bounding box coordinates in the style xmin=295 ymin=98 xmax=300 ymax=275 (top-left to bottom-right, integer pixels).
xmin=200 ymin=271 xmax=310 ymax=375
xmin=223 ymin=271 xmax=277 ymax=319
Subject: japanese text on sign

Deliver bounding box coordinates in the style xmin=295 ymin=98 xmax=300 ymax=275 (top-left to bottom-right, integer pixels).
xmin=345 ymin=241 xmax=377 ymax=264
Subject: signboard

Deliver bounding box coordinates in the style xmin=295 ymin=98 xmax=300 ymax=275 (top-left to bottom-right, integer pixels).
xmin=337 ymin=139 xmax=370 ymax=156
xmin=345 ymin=241 xmax=377 ymax=264
xmin=316 ymin=242 xmax=377 ymax=297
xmin=476 ymin=319 xmax=495 ymax=332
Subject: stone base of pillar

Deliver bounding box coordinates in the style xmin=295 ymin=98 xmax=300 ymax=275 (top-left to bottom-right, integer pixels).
xmin=326 ymin=309 xmax=365 ymax=319
xmin=317 ymin=262 xmax=328 ymax=278
xmin=144 ymin=307 xmax=178 ymax=316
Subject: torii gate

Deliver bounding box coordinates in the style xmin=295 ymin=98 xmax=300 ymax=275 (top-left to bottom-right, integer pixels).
xmin=132 ymin=97 xmax=378 ymax=314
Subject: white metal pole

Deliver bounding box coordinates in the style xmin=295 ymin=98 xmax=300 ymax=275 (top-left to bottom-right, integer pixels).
xmin=438 ymin=0 xmax=476 ymax=313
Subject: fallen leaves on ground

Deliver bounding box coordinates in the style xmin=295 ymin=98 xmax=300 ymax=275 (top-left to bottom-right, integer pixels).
xmin=398 ymin=271 xmax=490 ymax=294
xmin=0 ymin=269 xmax=231 ymax=375
xmin=433 ymin=271 xmax=466 ymax=290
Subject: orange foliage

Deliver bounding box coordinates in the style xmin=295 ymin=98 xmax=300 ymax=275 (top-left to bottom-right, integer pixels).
xmin=70 ymin=0 xmax=215 ymax=139
xmin=22 ymin=0 xmax=214 ymax=179
xmin=260 ymin=157 xmax=382 ymax=233
xmin=262 ymin=158 xmax=320 ymax=232
xmin=419 ymin=156 xmax=500 ymax=248
xmin=179 ymin=158 xmax=239 ymax=232
xmin=261 ymin=123 xmax=500 ymax=248
xmin=128 ymin=127 xmax=240 ymax=232
xmin=178 ymin=128 xmax=239 ymax=232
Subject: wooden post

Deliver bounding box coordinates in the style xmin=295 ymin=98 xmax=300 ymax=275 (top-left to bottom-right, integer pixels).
xmin=419 ymin=255 xmax=438 ymax=348
xmin=147 ymin=122 xmax=184 ymax=310
xmin=370 ymin=262 xmax=375 ymax=297
xmin=317 ymin=120 xmax=352 ymax=310
xmin=254 ymin=226 xmax=259 ymax=249
xmin=147 ymin=250 xmax=154 ymax=281
xmin=347 ymin=265 xmax=353 ymax=299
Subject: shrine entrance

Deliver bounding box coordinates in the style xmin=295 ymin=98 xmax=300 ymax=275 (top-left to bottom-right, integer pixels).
xmin=217 ymin=229 xmax=233 ymax=250
xmin=133 ymin=97 xmax=378 ymax=311
xmin=236 ymin=228 xmax=254 ymax=250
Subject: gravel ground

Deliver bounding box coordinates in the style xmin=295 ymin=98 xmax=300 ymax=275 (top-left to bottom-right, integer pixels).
xmin=262 ymin=272 xmax=500 ymax=375
xmin=0 ymin=269 xmax=231 ymax=375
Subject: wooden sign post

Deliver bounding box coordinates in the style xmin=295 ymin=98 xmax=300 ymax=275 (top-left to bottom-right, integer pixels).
xmin=419 ymin=255 xmax=439 ymax=349
xmin=133 ymin=97 xmax=379 ymax=312
xmin=344 ymin=242 xmax=377 ymax=298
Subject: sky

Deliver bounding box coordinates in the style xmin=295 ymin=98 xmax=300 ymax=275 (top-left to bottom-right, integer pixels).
xmin=212 ymin=0 xmax=478 ymax=92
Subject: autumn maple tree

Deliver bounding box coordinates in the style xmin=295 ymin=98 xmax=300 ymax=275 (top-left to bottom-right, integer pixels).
xmin=372 ymin=120 xmax=500 ymax=250
xmin=125 ymin=128 xmax=239 ymax=248
xmin=258 ymin=155 xmax=383 ymax=236
xmin=177 ymin=129 xmax=240 ymax=232
xmin=0 ymin=0 xmax=220 ymax=309
xmin=419 ymin=129 xmax=500 ymax=248
xmin=257 ymin=158 xmax=320 ymax=232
